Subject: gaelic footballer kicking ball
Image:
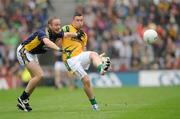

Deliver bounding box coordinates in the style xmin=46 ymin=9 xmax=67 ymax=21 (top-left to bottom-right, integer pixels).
xmin=143 ymin=29 xmax=158 ymax=44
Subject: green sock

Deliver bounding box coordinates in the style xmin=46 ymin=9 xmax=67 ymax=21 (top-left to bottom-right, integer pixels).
xmin=97 ymin=64 xmax=103 ymax=73
xmin=89 ymin=98 xmax=97 ymax=105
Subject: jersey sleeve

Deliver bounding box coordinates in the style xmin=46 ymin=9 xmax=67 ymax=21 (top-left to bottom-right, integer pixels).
xmin=58 ymin=31 xmax=64 ymax=38
xmin=37 ymin=29 xmax=48 ymax=41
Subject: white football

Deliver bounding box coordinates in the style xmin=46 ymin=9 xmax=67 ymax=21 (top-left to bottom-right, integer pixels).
xmin=143 ymin=29 xmax=158 ymax=44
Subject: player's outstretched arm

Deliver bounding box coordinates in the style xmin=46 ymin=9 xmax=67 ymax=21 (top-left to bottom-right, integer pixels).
xmin=63 ymin=30 xmax=84 ymax=39
xmin=43 ymin=37 xmax=60 ymax=51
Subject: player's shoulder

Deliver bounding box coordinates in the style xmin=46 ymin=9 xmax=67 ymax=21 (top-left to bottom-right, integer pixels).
xmin=35 ymin=27 xmax=46 ymax=35
xmin=34 ymin=27 xmax=48 ymax=39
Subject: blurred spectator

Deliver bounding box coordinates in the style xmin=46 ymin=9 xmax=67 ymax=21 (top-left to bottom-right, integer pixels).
xmin=0 ymin=0 xmax=51 ymax=88
xmin=0 ymin=0 xmax=179 ymax=89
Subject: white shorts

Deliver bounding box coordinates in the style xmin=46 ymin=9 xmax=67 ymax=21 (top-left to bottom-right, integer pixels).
xmin=16 ymin=44 xmax=39 ymax=66
xmin=54 ymin=61 xmax=67 ymax=71
xmin=65 ymin=51 xmax=91 ymax=79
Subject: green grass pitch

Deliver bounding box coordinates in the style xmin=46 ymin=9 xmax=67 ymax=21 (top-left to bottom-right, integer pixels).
xmin=0 ymin=86 xmax=180 ymax=119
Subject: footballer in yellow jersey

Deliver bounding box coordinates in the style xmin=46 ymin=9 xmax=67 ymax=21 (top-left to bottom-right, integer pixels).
xmin=60 ymin=13 xmax=111 ymax=111
xmin=61 ymin=24 xmax=87 ymax=61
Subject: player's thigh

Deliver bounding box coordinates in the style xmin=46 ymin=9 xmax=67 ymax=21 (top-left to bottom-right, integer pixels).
xmin=78 ymin=51 xmax=91 ymax=70
xmin=16 ymin=45 xmax=39 ymax=66
xmin=73 ymin=63 xmax=88 ymax=79
xmin=66 ymin=59 xmax=87 ymax=79
xmin=25 ymin=61 xmax=44 ymax=77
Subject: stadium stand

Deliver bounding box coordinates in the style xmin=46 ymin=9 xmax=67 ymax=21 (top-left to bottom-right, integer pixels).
xmin=76 ymin=0 xmax=179 ymax=71
xmin=0 ymin=0 xmax=179 ymax=88
xmin=0 ymin=0 xmax=51 ymax=88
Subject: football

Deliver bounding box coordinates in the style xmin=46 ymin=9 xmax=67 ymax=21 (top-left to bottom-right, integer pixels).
xmin=143 ymin=29 xmax=158 ymax=44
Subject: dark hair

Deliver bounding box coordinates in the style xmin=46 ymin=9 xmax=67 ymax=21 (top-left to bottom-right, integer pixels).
xmin=73 ymin=12 xmax=83 ymax=19
xmin=48 ymin=16 xmax=59 ymax=25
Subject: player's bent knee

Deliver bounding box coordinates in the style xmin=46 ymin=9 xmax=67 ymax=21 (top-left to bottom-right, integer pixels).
xmin=89 ymin=51 xmax=98 ymax=59
xmin=35 ymin=72 xmax=44 ymax=80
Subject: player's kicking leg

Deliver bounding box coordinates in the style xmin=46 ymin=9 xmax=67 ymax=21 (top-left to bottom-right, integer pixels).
xmin=17 ymin=61 xmax=44 ymax=112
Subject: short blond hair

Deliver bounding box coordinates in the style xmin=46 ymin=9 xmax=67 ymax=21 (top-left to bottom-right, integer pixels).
xmin=48 ymin=16 xmax=60 ymax=25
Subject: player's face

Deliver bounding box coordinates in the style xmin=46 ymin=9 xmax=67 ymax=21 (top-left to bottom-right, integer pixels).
xmin=49 ymin=19 xmax=61 ymax=34
xmin=72 ymin=16 xmax=84 ymax=29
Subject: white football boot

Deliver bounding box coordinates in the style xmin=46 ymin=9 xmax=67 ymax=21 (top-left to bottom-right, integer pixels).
xmin=92 ymin=104 xmax=99 ymax=111
xmin=99 ymin=53 xmax=111 ymax=75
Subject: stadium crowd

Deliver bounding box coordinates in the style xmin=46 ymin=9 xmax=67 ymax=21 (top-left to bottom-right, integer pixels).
xmin=76 ymin=0 xmax=180 ymax=71
xmin=0 ymin=0 xmax=179 ymax=89
xmin=0 ymin=0 xmax=52 ymax=88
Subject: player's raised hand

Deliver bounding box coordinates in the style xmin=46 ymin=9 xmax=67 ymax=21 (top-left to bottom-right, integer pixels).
xmin=76 ymin=29 xmax=85 ymax=41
